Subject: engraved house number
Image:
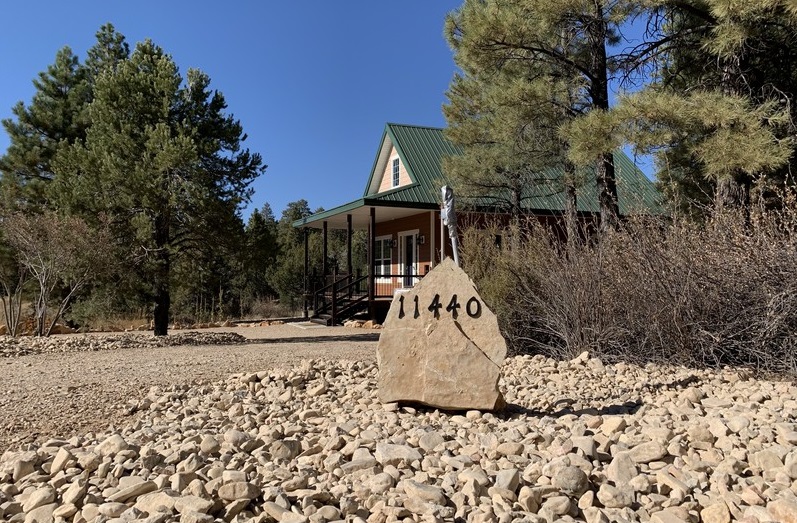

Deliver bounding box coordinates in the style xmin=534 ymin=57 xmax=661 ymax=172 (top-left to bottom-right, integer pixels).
xmin=397 ymin=294 xmax=482 ymax=320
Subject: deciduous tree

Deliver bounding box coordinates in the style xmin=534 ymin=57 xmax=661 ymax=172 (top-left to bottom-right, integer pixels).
xmin=1 ymin=212 xmax=114 ymax=336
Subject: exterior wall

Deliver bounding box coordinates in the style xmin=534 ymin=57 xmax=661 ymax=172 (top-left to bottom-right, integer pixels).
xmin=373 ymin=210 xmax=438 ymax=296
xmin=374 ymin=211 xmax=435 ymax=274
xmin=377 ymin=147 xmax=412 ymax=193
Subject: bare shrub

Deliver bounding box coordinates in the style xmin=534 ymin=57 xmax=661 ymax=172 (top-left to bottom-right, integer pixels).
xmin=1 ymin=212 xmax=116 ymax=336
xmin=462 ymin=204 xmax=797 ymax=376
xmin=240 ymin=297 xmax=297 ymax=320
xmin=0 ymin=235 xmax=28 ymax=337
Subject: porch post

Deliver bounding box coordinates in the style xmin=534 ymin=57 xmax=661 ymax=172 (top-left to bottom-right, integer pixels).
xmin=368 ymin=207 xmax=375 ymax=319
xmin=322 ymin=220 xmax=328 ymax=277
xmin=346 ymin=214 xmax=353 ymax=278
xmin=303 ymin=228 xmax=309 ymax=319
xmin=440 ymin=209 xmax=446 ymax=260
xmin=430 ymin=211 xmax=436 ymax=268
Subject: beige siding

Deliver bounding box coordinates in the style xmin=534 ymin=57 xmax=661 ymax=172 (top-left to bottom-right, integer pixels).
xmin=378 ymin=148 xmax=412 ymax=192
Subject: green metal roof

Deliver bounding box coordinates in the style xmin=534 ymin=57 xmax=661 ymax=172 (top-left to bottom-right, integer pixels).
xmin=361 ymin=123 xmax=463 ymax=205
xmin=295 ymin=123 xmax=662 ymax=227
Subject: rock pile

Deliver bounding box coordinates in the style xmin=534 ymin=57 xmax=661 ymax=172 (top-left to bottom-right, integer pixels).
xmin=2 ymin=353 xmax=797 ymax=523
xmin=0 ymin=332 xmax=247 ymax=359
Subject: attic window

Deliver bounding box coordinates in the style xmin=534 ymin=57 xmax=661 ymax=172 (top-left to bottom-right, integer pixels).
xmin=392 ymin=158 xmax=400 ymax=187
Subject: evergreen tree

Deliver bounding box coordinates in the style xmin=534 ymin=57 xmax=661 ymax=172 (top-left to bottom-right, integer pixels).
xmin=0 ymin=24 xmax=129 ymax=212
xmin=445 ymin=0 xmax=646 ymax=230
xmin=84 ymin=23 xmax=130 ymax=80
xmin=0 ymin=47 xmax=90 ymax=210
xmin=52 ymin=39 xmax=264 ymax=335
xmin=584 ymin=0 xmax=797 ymax=214
xmin=242 ymin=204 xmax=279 ymax=305
xmin=443 ymin=36 xmax=583 ymax=237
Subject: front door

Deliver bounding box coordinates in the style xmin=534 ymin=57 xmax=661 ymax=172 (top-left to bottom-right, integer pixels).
xmin=398 ymin=230 xmax=418 ymax=287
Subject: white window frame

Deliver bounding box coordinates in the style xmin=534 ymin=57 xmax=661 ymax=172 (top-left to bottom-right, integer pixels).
xmin=391 ymin=158 xmax=400 ymax=188
xmin=398 ymin=229 xmax=420 ymax=288
xmin=374 ymin=235 xmax=392 ymax=281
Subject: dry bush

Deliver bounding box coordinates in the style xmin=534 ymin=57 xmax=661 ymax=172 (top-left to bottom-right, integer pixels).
xmin=462 ymin=205 xmax=797 ymax=376
xmin=240 ymin=297 xmax=297 ymax=320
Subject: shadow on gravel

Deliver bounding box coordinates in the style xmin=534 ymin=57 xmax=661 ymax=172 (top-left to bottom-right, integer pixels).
xmin=244 ymin=333 xmax=381 ymax=344
xmin=504 ymin=399 xmax=643 ymax=418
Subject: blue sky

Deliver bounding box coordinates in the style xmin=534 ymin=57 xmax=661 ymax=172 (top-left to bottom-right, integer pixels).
xmin=1 ymin=1 xmax=652 ymax=220
xmin=0 ymin=1 xmax=462 ymax=219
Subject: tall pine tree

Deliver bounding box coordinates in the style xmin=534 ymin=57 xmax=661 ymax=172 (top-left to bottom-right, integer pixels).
xmin=52 ymin=39 xmax=264 ymax=335
xmin=445 ymin=0 xmax=644 ymax=230
xmin=0 ymin=47 xmax=90 ymax=210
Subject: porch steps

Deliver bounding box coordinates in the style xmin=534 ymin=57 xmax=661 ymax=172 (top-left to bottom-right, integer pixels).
xmin=310 ymin=297 xmax=368 ymax=326
xmin=310 ymin=314 xmax=332 ymax=326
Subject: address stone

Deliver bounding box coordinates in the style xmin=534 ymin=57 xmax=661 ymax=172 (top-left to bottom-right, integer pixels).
xmin=377 ymin=258 xmax=506 ymax=410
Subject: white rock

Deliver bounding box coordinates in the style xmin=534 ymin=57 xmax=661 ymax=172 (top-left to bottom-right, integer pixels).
xmin=401 ymin=480 xmax=446 ymax=505
xmin=596 ymin=484 xmax=634 ymax=508
xmin=606 ymin=452 xmax=638 ymax=485
xmin=23 ymin=503 xmax=57 ymax=523
xmin=374 ymin=443 xmax=422 ymax=466
xmin=96 ymin=434 xmax=128 ymax=457
xmin=217 ymin=481 xmax=260 ymax=501
xmin=628 ymin=441 xmax=667 ymax=464
xmin=22 ymin=486 xmax=55 ymax=513
xmin=174 ymin=495 xmax=214 ymax=514
xmin=552 ymin=466 xmax=589 ymax=496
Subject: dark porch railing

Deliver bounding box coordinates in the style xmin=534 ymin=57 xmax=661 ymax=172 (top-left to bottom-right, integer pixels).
xmin=312 ymin=273 xmax=369 ymax=325
xmin=310 ymin=270 xmax=424 ymax=325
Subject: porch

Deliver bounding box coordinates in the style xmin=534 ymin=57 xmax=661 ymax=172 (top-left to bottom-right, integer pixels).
xmin=294 ymin=201 xmax=447 ymax=325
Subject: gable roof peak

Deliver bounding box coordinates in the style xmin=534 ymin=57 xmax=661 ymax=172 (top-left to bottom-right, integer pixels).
xmin=386 ymin=122 xmax=444 ymax=132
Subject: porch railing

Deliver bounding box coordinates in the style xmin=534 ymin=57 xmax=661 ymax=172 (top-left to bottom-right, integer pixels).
xmin=312 ymin=273 xmax=369 ymax=325
xmin=310 ymin=271 xmax=427 ymax=324
xmin=373 ymin=273 xmax=424 ymax=298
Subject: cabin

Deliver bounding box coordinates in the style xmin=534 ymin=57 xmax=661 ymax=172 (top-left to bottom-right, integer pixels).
xmin=293 ymin=123 xmax=660 ymax=325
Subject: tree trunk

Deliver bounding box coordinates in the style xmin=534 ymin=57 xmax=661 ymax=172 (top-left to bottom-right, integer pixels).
xmin=153 ymin=264 xmax=170 ymax=336
xmin=564 ymin=161 xmax=579 ymax=248
xmin=35 ymin=282 xmax=47 ymax=337
xmin=589 ymin=1 xmax=620 ymax=231
xmin=715 ymin=54 xmax=751 ymax=215
xmin=153 ymin=213 xmax=170 ymax=337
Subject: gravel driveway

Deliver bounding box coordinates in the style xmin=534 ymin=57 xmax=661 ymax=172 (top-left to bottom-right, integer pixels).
xmin=0 ymin=324 xmax=378 ymax=454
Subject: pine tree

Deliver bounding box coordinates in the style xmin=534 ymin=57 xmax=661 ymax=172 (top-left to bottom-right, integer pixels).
xmin=595 ymin=0 xmax=797 ymax=214
xmin=445 ymin=0 xmax=643 ymax=230
xmin=84 ymin=23 xmax=130 ymax=80
xmin=52 ymin=39 xmax=264 ymax=335
xmin=0 ymin=24 xmax=130 ymax=212
xmin=243 ymin=204 xmax=279 ymax=304
xmin=443 ymin=33 xmax=584 ymax=239
xmin=0 ymin=47 xmax=90 ymax=210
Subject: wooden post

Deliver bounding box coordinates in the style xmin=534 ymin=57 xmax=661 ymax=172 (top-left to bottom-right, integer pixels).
xmin=368 ymin=207 xmax=375 ymax=319
xmin=430 ymin=210 xmax=436 ymax=268
xmin=322 ymin=221 xmax=328 ymax=278
xmin=440 ymin=209 xmax=446 ymax=260
xmin=303 ymin=228 xmax=309 ymax=319
xmin=346 ymin=214 xmax=353 ymax=278
xmin=331 ymin=282 xmax=337 ymax=326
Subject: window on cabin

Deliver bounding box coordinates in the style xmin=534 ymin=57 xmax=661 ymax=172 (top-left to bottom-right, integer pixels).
xmin=392 ymin=158 xmax=400 ymax=187
xmin=375 ymin=236 xmax=392 ymax=276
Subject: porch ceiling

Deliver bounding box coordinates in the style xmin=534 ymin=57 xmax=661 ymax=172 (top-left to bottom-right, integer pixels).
xmin=294 ymin=199 xmax=438 ymax=230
